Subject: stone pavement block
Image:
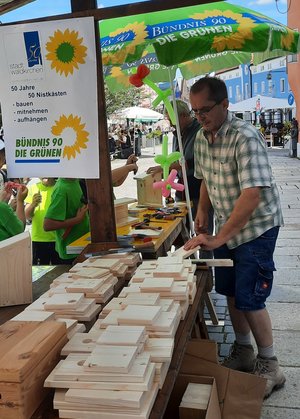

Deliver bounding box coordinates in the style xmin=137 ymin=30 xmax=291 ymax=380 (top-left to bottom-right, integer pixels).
xmin=273 ymin=255 xmax=300 ymax=268
xmin=278 ymin=230 xmax=300 ymax=239
xmin=262 ymin=367 xmax=300 ymax=409
xmin=267 ymin=303 xmax=300 ymax=330
xmin=206 ymin=325 xmax=224 ymax=333
xmin=208 ymin=332 xmax=225 ymax=344
xmin=276 ymin=238 xmax=300 ymax=247
xmin=260 ymin=407 xmax=300 ymax=419
xmin=274 ymin=246 xmax=300 ymax=255
xmin=224 ymin=325 xmax=234 ymax=333
xmin=272 ymin=330 xmax=300 ymax=367
xmin=219 ymin=343 xmax=231 ymax=358
xmin=274 ymin=268 xmax=300 ymax=285
xmin=268 ymin=284 xmax=300 ymax=303
xmin=225 ymin=333 xmax=235 ymax=344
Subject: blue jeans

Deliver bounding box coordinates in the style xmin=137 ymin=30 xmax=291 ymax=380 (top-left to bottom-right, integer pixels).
xmin=214 ymin=227 xmax=279 ymax=311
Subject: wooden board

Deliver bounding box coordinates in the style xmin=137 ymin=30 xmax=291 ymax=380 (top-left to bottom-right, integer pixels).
xmin=0 ymin=232 xmax=32 ymax=307
xmin=0 ymin=321 xmax=66 ymax=383
xmin=140 ymin=278 xmax=174 ymax=292
xmin=45 ymin=360 xmax=156 ymax=392
xmin=43 ymin=293 xmax=85 ymax=310
xmin=153 ymin=265 xmax=184 ymax=278
xmin=170 ymin=245 xmax=200 ymax=260
xmin=54 ymin=353 xmax=151 ymax=383
xmin=84 ymin=345 xmax=138 ymax=373
xmin=10 ymin=310 xmax=56 ymax=322
xmin=57 ymin=382 xmax=159 ymax=419
xmin=97 ymin=325 xmax=146 ymax=347
xmin=66 ymin=278 xmax=106 ymax=293
xmin=65 ymin=387 xmax=146 ymax=409
xmin=72 ymin=267 xmax=110 ymax=279
xmin=117 ymin=305 xmax=162 ymax=326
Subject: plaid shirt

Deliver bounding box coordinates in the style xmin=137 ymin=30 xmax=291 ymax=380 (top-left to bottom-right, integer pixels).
xmin=194 ymin=112 xmax=283 ymax=249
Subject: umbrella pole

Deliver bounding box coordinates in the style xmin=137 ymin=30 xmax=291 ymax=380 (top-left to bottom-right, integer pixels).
xmin=168 ymin=69 xmax=195 ymax=237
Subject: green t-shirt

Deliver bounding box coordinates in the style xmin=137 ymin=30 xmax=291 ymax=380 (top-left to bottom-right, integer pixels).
xmin=25 ymin=182 xmax=56 ymax=242
xmin=0 ymin=201 xmax=24 ymax=241
xmin=45 ymin=179 xmax=90 ymax=260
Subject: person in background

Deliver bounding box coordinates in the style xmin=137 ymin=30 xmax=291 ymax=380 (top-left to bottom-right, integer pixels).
xmin=0 ymin=182 xmax=28 ymax=241
xmin=147 ymin=100 xmax=202 ymax=216
xmin=184 ymin=76 xmax=285 ymax=398
xmin=44 ymin=179 xmax=89 ymax=264
xmin=0 ymin=139 xmax=7 ymax=191
xmin=25 ymin=178 xmax=63 ymax=265
xmin=291 ymin=118 xmax=298 ymax=158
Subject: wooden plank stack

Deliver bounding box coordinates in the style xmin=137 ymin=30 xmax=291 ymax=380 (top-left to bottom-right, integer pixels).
xmin=42 ymin=254 xmax=199 ymax=418
xmin=114 ymin=197 xmax=139 ymax=227
xmin=0 ymin=321 xmax=67 ymax=419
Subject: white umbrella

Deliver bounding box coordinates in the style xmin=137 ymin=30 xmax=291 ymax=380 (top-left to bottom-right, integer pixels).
xmin=113 ymin=106 xmax=164 ymax=121
xmin=229 ymin=95 xmax=295 ymax=113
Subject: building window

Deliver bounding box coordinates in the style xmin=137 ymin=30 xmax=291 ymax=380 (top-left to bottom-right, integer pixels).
xmin=245 ymin=83 xmax=249 ymax=98
xmin=254 ymin=82 xmax=258 ymax=94
xmin=236 ymin=85 xmax=241 ymax=101
xmin=268 ymin=80 xmax=273 ymax=94
xmin=228 ymin=86 xmax=233 ymax=98
xmin=261 ymin=81 xmax=265 ymax=93
xmin=280 ymin=78 xmax=285 ymax=93
xmin=287 ymin=54 xmax=298 ymax=63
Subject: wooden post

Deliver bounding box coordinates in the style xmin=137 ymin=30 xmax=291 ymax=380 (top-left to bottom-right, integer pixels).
xmin=71 ymin=0 xmax=117 ymax=244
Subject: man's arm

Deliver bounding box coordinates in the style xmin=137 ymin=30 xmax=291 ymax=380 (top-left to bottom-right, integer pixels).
xmin=194 ymin=181 xmax=212 ymax=234
xmin=185 ymin=187 xmax=260 ymax=250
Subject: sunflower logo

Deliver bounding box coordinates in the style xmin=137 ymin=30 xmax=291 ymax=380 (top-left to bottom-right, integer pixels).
xmin=51 ymin=114 xmax=89 ymax=160
xmin=46 ymin=29 xmax=87 ymax=76
xmin=191 ymin=10 xmax=255 ymax=52
xmin=102 ymin=22 xmax=147 ymax=65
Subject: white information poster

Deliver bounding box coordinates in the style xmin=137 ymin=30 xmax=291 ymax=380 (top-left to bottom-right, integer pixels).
xmin=0 ymin=17 xmax=99 ymax=178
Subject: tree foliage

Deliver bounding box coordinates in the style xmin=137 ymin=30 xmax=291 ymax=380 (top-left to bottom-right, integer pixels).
xmin=104 ymin=83 xmax=148 ymax=117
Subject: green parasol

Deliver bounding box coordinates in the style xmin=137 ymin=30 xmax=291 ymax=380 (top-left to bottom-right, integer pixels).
xmin=100 ymin=1 xmax=299 ymax=67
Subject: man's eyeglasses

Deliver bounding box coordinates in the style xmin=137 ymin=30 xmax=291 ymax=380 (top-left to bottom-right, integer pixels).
xmin=190 ymin=101 xmax=221 ymax=118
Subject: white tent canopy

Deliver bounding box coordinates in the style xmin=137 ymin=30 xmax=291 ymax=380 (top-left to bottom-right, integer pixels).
xmin=112 ymin=106 xmax=164 ymax=121
xmin=229 ymin=95 xmax=295 ymax=113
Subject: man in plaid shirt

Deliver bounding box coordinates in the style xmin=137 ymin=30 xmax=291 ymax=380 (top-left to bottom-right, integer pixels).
xmin=184 ymin=77 xmax=285 ymax=398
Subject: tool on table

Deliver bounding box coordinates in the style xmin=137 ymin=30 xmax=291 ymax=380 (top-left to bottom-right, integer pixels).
xmin=135 ymin=225 xmax=162 ymax=231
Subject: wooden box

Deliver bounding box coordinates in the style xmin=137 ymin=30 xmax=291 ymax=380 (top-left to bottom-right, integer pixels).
xmin=114 ymin=197 xmax=138 ymax=227
xmin=0 ymin=232 xmax=32 ymax=307
xmin=134 ymin=172 xmax=162 ymax=206
xmin=0 ymin=321 xmax=67 ymax=419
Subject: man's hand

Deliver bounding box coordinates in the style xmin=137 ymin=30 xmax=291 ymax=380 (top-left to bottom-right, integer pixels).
xmin=184 ymin=234 xmax=221 ymax=251
xmin=126 ymin=154 xmax=138 ymax=165
xmin=146 ymin=166 xmax=163 ymax=176
xmin=194 ymin=209 xmax=209 ymax=235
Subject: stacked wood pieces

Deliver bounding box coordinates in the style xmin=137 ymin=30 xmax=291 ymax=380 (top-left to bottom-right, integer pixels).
xmin=45 ymin=324 xmax=159 ymax=419
xmin=0 ymin=321 xmax=67 ymax=419
xmin=114 ymin=197 xmax=139 ymax=227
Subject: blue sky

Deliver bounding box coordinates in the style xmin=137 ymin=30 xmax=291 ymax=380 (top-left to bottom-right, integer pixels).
xmin=1 ymin=0 xmax=288 ymax=24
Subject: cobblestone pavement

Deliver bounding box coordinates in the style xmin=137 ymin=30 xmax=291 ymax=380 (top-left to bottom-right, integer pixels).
xmin=112 ymin=144 xmax=300 ymax=419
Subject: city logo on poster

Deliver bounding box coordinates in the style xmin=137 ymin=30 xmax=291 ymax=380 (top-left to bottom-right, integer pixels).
xmin=5 ymin=30 xmax=44 ymax=81
xmin=23 ymin=31 xmax=43 ymax=67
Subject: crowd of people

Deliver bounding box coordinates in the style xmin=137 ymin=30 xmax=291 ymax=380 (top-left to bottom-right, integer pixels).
xmin=1 ymin=75 xmax=298 ymax=400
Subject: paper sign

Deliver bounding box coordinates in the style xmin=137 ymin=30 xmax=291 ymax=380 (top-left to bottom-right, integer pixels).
xmin=0 ymin=17 xmax=99 ymax=178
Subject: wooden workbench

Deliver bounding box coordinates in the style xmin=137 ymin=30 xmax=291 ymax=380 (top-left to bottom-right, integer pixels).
xmin=68 ymin=209 xmax=190 ymax=260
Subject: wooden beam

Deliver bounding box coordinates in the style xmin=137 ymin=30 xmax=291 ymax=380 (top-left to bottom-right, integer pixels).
xmin=71 ymin=0 xmax=117 ymax=244
xmin=0 ymin=0 xmax=34 ymax=14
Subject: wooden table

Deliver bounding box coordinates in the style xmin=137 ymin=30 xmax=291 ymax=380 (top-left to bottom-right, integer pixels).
xmin=68 ymin=209 xmax=190 ymax=260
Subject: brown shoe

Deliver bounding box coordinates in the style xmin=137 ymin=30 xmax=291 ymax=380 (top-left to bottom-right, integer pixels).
xmin=253 ymin=356 xmax=286 ymax=398
xmin=222 ymin=341 xmax=256 ymax=372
